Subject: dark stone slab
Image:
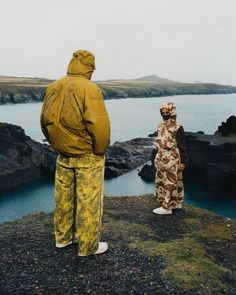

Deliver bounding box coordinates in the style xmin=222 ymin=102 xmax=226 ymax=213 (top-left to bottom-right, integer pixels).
xmin=139 ymin=131 xmax=236 ymax=193
xmin=0 ymin=123 xmax=56 ymax=192
xmin=105 ymin=137 xmax=155 ymax=178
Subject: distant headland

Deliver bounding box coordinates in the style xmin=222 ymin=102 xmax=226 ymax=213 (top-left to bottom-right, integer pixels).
xmin=0 ymin=74 xmax=236 ymax=104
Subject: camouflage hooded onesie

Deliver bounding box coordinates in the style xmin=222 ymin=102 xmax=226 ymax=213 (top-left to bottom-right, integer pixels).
xmin=155 ymin=102 xmax=189 ymax=210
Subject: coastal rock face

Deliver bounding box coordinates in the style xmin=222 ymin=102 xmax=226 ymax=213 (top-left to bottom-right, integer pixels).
xmin=0 ymin=123 xmax=155 ymax=191
xmin=100 ymin=84 xmax=236 ymax=100
xmin=0 ymin=89 xmax=44 ymax=104
xmin=1 ymin=75 xmax=236 ymax=104
xmin=105 ymin=137 xmax=154 ymax=178
xmin=139 ymin=131 xmax=236 ymax=193
xmin=0 ymin=123 xmax=56 ymax=192
xmin=215 ymin=115 xmax=236 ymax=136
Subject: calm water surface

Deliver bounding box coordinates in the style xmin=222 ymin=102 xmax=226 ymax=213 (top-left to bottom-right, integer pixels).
xmin=0 ymin=94 xmax=236 ymax=222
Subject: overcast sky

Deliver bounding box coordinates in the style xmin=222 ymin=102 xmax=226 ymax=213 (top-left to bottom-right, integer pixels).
xmin=1 ymin=0 xmax=236 ymax=85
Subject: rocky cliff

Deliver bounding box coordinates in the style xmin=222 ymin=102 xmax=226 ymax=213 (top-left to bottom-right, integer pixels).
xmin=0 ymin=123 xmax=156 ymax=191
xmin=1 ymin=117 xmax=236 ymax=194
xmin=99 ymin=81 xmax=236 ymax=100
xmin=0 ymin=123 xmax=56 ymax=192
xmin=215 ymin=115 xmax=236 ymax=136
xmin=139 ymin=130 xmax=236 ymax=193
xmin=1 ymin=75 xmax=236 ymax=104
xmin=105 ymin=137 xmax=154 ymax=178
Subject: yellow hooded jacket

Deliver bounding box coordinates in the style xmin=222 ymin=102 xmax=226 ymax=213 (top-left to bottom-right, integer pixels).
xmin=40 ymin=50 xmax=110 ymax=156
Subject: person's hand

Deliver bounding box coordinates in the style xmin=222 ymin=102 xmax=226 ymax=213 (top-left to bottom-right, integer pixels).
xmin=179 ymin=163 xmax=185 ymax=171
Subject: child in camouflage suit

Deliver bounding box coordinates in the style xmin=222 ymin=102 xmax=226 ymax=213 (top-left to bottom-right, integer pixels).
xmin=153 ymin=102 xmax=189 ymax=215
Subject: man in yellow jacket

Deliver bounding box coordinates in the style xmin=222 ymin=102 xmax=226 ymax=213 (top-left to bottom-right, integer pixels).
xmin=40 ymin=50 xmax=110 ymax=256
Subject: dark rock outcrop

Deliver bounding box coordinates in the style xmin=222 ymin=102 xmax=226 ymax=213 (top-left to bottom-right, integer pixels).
xmin=99 ymin=83 xmax=236 ymax=100
xmin=0 ymin=89 xmax=44 ymax=104
xmin=139 ymin=131 xmax=236 ymax=193
xmin=0 ymin=124 xmax=155 ymax=191
xmin=105 ymin=137 xmax=154 ymax=178
xmin=0 ymin=123 xmax=56 ymax=192
xmin=215 ymin=115 xmax=236 ymax=136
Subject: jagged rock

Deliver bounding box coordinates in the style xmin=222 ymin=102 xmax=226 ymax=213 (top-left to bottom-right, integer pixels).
xmin=215 ymin=115 xmax=236 ymax=136
xmin=0 ymin=123 xmax=56 ymax=192
xmin=148 ymin=131 xmax=157 ymax=137
xmin=139 ymin=131 xmax=236 ymax=193
xmin=105 ymin=137 xmax=154 ymax=178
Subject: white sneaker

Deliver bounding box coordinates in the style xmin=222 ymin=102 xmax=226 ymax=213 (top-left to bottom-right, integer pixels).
xmin=153 ymin=207 xmax=172 ymax=215
xmin=94 ymin=242 xmax=108 ymax=255
xmin=176 ymin=204 xmax=183 ymax=209
xmin=56 ymin=236 xmax=78 ymax=248
xmin=78 ymin=242 xmax=109 ymax=257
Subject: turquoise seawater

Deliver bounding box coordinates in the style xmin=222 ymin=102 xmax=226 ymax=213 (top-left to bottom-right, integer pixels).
xmin=0 ymin=94 xmax=236 ymax=222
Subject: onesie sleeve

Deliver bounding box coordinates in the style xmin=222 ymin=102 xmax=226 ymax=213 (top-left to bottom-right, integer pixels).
xmin=176 ymin=126 xmax=189 ymax=167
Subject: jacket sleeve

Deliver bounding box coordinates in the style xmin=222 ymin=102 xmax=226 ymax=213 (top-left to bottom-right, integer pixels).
xmin=176 ymin=125 xmax=189 ymax=167
xmin=83 ymin=86 xmax=110 ymax=155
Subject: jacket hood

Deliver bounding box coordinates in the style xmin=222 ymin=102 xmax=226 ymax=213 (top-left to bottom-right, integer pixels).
xmin=67 ymin=50 xmax=95 ymax=79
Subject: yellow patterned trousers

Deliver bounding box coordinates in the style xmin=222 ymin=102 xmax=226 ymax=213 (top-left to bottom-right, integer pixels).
xmin=54 ymin=153 xmax=105 ymax=256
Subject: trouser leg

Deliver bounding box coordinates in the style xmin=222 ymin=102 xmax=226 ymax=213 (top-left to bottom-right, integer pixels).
xmin=177 ymin=170 xmax=184 ymax=204
xmin=75 ymin=154 xmax=104 ymax=256
xmin=156 ymin=164 xmax=179 ymax=210
xmin=54 ymin=160 xmax=76 ymax=245
xmin=156 ymin=169 xmax=165 ymax=206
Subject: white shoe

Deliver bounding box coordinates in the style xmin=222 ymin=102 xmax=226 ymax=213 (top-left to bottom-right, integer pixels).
xmin=153 ymin=207 xmax=172 ymax=215
xmin=94 ymin=242 xmax=108 ymax=255
xmin=176 ymin=204 xmax=183 ymax=209
xmin=78 ymin=242 xmax=109 ymax=256
xmin=56 ymin=236 xmax=78 ymax=248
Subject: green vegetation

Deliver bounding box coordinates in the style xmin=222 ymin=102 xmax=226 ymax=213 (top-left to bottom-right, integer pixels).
xmin=103 ymin=196 xmax=236 ymax=294
xmin=222 ymin=134 xmax=236 ymax=142
xmin=129 ymin=238 xmax=230 ymax=295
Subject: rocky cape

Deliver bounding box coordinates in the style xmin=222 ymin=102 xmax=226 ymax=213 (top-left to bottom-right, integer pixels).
xmin=1 ymin=75 xmax=236 ymax=104
xmin=0 ymin=123 xmax=56 ymax=192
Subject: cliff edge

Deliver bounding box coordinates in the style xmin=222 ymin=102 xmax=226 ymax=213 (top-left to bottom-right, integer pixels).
xmin=0 ymin=196 xmax=235 ymax=295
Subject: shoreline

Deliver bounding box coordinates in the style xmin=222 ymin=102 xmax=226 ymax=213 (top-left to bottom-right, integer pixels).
xmin=0 ymin=90 xmax=236 ymax=105
xmin=1 ymin=76 xmax=236 ymax=104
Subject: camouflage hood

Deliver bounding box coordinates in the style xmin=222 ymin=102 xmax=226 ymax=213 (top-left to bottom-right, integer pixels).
xmin=160 ymin=102 xmax=177 ymax=117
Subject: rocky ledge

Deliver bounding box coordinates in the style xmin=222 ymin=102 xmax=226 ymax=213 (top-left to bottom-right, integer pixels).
xmin=0 ymin=123 xmax=156 ymax=191
xmin=0 ymin=196 xmax=235 ymax=295
xmin=1 ymin=116 xmax=236 ymax=194
xmin=0 ymin=123 xmax=56 ymax=192
xmin=139 ymin=130 xmax=236 ymax=193
xmin=105 ymin=137 xmax=154 ymax=178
